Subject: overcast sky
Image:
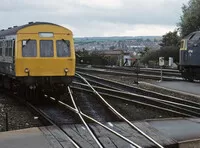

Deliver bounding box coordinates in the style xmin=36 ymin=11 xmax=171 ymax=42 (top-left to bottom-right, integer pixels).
xmin=0 ymin=0 xmax=189 ymax=37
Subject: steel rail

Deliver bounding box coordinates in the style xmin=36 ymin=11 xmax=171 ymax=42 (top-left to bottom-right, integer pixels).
xmin=26 ymin=102 xmax=80 ymax=148
xmin=71 ymin=85 xmax=193 ymax=117
xmin=72 ymin=81 xmax=200 ymax=114
xmin=77 ymin=65 xmax=180 ymax=73
xmin=82 ymin=65 xmax=181 ymax=77
xmin=76 ymin=67 xmax=183 ymax=81
xmin=3 ymin=91 xmax=80 ymax=148
xmin=76 ymin=72 xmax=200 ymax=108
xmin=67 ymin=86 xmax=104 ymax=148
xmin=47 ymin=95 xmax=143 ymax=148
xmin=76 ymin=73 xmax=164 ymax=148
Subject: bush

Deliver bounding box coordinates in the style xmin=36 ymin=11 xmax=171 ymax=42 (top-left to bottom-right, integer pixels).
xmin=141 ymin=46 xmax=179 ymax=64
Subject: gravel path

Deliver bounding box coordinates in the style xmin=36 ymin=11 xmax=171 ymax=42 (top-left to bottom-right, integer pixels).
xmin=0 ymin=93 xmax=42 ymax=132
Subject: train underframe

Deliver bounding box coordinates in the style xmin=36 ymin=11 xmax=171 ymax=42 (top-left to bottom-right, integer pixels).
xmin=179 ymin=65 xmax=200 ymax=81
xmin=0 ymin=74 xmax=73 ymax=102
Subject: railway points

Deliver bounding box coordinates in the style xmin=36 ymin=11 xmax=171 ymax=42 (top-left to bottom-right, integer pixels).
xmin=1 ymin=118 xmax=200 ymax=148
xmin=0 ymin=71 xmax=200 ymax=148
xmin=0 ymin=63 xmax=200 ymax=148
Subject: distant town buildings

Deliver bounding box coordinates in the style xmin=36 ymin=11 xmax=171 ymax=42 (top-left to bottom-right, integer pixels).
xmin=75 ymin=37 xmax=161 ymax=66
xmin=74 ymin=37 xmax=161 ymax=56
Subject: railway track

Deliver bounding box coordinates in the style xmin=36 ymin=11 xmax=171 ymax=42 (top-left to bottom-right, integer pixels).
xmin=40 ymin=89 xmax=146 ymax=148
xmin=4 ymin=72 xmax=198 ymax=147
xmin=76 ymin=66 xmax=183 ymax=81
xmin=24 ymin=73 xmax=167 ymax=148
xmin=73 ymin=73 xmax=164 ymax=148
xmin=6 ymin=89 xmax=141 ymax=148
xmin=77 ymin=64 xmax=180 ymax=75
xmin=92 ymin=65 xmax=180 ymax=77
xmin=74 ymin=72 xmax=200 ymax=117
xmin=72 ymin=81 xmax=199 ymax=117
xmin=3 ymin=84 xmax=158 ymax=147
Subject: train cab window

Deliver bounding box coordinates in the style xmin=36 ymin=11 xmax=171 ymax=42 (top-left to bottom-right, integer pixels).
xmin=40 ymin=40 xmax=53 ymax=57
xmin=22 ymin=40 xmax=37 ymax=57
xmin=189 ymin=33 xmax=196 ymax=40
xmin=56 ymin=40 xmax=70 ymax=57
xmin=189 ymin=32 xmax=200 ymax=41
xmin=180 ymin=41 xmax=184 ymax=48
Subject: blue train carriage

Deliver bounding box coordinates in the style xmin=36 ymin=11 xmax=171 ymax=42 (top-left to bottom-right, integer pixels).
xmin=179 ymin=31 xmax=200 ymax=81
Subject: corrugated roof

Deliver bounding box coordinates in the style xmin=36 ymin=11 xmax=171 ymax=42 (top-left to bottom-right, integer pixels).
xmin=0 ymin=22 xmax=61 ymax=37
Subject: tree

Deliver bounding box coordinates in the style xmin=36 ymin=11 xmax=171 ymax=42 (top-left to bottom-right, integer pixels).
xmin=160 ymin=31 xmax=180 ymax=47
xmin=178 ymin=0 xmax=200 ymax=37
xmin=109 ymin=46 xmax=115 ymax=50
xmin=139 ymin=47 xmax=150 ymax=57
xmin=140 ymin=46 xmax=179 ymax=64
xmin=140 ymin=31 xmax=180 ymax=65
xmin=145 ymin=39 xmax=151 ymax=42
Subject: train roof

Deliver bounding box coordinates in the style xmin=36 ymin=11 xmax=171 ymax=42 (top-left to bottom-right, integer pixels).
xmin=0 ymin=22 xmax=63 ymax=37
xmin=184 ymin=31 xmax=200 ymax=39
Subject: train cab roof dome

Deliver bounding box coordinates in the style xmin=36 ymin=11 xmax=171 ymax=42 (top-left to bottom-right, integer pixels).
xmin=0 ymin=22 xmax=65 ymax=37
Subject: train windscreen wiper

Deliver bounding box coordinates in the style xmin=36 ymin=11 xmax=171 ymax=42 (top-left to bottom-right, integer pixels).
xmin=22 ymin=39 xmax=31 ymax=48
xmin=62 ymin=39 xmax=70 ymax=47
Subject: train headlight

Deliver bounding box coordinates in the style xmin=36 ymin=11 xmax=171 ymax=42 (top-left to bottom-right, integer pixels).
xmin=24 ymin=68 xmax=30 ymax=73
xmin=64 ymin=68 xmax=69 ymax=73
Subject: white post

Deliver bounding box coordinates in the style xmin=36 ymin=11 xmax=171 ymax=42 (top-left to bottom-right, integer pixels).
xmin=159 ymin=57 xmax=164 ymax=82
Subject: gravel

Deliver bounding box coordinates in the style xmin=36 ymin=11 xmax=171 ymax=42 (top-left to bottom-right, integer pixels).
xmin=0 ymin=93 xmax=42 ymax=132
xmin=72 ymin=87 xmax=180 ymax=122
xmin=105 ymin=97 xmax=180 ymax=121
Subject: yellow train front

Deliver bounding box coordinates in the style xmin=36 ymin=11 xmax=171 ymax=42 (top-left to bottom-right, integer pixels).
xmin=0 ymin=22 xmax=75 ymax=95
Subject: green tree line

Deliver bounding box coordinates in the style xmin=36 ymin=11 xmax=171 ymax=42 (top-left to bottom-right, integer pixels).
xmin=141 ymin=0 xmax=200 ymax=65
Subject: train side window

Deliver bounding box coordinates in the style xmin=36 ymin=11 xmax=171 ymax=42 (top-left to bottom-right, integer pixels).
xmin=13 ymin=40 xmax=15 ymax=57
xmin=0 ymin=41 xmax=3 ymax=56
xmin=22 ymin=40 xmax=37 ymax=57
xmin=40 ymin=40 xmax=53 ymax=57
xmin=56 ymin=40 xmax=71 ymax=57
xmin=8 ymin=40 xmax=13 ymax=56
xmin=5 ymin=41 xmax=9 ymax=56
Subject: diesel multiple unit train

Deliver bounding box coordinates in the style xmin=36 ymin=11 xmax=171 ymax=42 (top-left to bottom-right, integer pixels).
xmin=0 ymin=22 xmax=75 ymax=99
xmin=179 ymin=31 xmax=200 ymax=81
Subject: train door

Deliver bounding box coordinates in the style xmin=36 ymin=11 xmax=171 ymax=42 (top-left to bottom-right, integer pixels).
xmin=180 ymin=40 xmax=188 ymax=66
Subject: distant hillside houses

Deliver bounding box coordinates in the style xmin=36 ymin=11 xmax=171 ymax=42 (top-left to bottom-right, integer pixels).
xmin=75 ymin=37 xmax=161 ymax=52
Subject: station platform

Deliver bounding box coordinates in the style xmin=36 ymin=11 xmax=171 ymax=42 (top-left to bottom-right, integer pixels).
xmin=0 ymin=118 xmax=200 ymax=148
xmin=141 ymin=81 xmax=200 ymax=98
